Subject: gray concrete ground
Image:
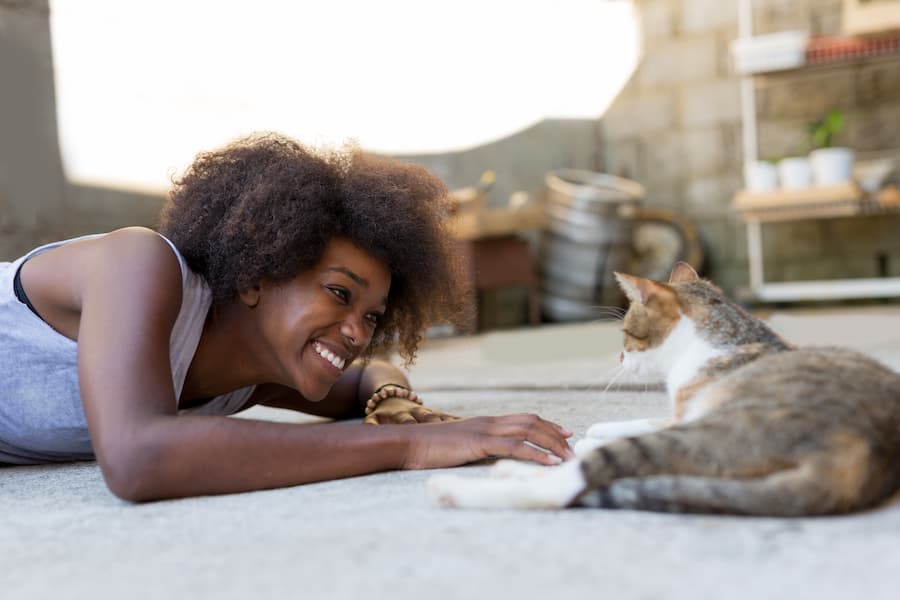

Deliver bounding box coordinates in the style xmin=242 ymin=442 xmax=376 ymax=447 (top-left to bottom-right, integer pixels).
xmin=4 ymin=305 xmax=900 ymax=599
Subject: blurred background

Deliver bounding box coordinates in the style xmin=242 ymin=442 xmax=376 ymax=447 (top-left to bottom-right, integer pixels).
xmin=3 ymin=0 xmax=900 ymax=332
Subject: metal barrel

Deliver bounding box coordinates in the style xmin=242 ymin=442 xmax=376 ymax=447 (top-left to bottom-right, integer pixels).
xmin=540 ymin=169 xmax=644 ymax=321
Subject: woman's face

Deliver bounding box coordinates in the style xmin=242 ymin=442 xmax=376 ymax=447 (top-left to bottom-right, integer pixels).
xmin=252 ymin=237 xmax=391 ymax=401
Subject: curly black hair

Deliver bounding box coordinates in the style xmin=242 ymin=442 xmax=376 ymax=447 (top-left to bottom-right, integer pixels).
xmin=159 ymin=133 xmax=470 ymax=363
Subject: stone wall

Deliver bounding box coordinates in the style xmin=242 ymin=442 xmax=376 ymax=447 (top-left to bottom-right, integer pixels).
xmin=400 ymin=119 xmax=600 ymax=208
xmin=0 ymin=0 xmax=67 ymax=259
xmin=601 ymin=0 xmax=900 ymax=298
xmin=0 ymin=0 xmax=164 ymax=261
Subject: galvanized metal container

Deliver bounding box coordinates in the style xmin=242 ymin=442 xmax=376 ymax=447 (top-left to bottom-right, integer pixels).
xmin=540 ymin=169 xmax=644 ymax=321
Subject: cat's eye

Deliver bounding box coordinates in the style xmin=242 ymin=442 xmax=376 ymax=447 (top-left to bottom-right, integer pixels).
xmin=622 ymin=328 xmax=648 ymax=340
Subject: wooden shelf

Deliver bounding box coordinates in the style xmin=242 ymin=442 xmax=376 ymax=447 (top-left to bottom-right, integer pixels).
xmin=734 ymin=1 xmax=900 ymax=304
xmin=447 ymin=203 xmax=544 ymax=240
xmin=752 ymin=278 xmax=900 ymax=302
xmin=747 ymin=34 xmax=900 ymax=77
xmin=732 ymin=183 xmax=866 ymax=222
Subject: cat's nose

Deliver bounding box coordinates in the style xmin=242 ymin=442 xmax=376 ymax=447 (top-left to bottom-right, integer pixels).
xmin=619 ymin=351 xmax=624 ymax=363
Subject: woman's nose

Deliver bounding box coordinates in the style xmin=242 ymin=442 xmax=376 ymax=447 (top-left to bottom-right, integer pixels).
xmin=341 ymin=315 xmax=365 ymax=347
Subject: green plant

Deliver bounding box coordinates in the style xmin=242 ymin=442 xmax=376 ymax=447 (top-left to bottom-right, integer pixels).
xmin=809 ymin=109 xmax=845 ymax=149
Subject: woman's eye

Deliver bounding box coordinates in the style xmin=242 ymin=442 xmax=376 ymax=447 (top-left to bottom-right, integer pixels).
xmin=329 ymin=287 xmax=349 ymax=302
xmin=366 ymin=313 xmax=382 ymax=327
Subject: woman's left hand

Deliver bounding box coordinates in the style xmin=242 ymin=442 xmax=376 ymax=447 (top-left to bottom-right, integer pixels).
xmin=364 ymin=396 xmax=459 ymax=425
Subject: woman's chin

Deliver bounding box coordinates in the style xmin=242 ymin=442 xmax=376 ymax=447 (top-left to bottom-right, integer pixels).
xmin=296 ymin=381 xmax=330 ymax=402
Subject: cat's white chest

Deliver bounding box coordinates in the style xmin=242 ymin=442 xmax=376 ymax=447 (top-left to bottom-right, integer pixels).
xmin=659 ymin=318 xmax=724 ymax=417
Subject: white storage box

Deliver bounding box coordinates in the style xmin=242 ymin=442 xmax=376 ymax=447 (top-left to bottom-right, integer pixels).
xmin=731 ymin=30 xmax=809 ymax=75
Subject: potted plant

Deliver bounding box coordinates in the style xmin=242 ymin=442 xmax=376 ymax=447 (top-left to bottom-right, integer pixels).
xmin=777 ymin=155 xmax=812 ymax=189
xmin=808 ymin=109 xmax=854 ymax=186
xmin=743 ymin=157 xmax=778 ymax=191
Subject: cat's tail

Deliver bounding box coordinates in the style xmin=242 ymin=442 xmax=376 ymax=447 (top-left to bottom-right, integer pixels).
xmin=576 ymin=467 xmax=878 ymax=516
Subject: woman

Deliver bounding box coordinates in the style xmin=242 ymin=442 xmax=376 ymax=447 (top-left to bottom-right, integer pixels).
xmin=0 ymin=133 xmax=572 ymax=501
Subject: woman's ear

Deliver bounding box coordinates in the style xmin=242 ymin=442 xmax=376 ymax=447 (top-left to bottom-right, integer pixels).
xmin=239 ymin=284 xmax=262 ymax=309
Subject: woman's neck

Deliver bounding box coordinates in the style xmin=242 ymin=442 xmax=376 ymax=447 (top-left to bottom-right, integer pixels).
xmin=180 ymin=301 xmax=265 ymax=402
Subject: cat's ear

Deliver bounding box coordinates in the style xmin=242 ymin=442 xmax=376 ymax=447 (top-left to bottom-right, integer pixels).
xmin=668 ymin=262 xmax=699 ymax=284
xmin=615 ymin=272 xmax=667 ymax=305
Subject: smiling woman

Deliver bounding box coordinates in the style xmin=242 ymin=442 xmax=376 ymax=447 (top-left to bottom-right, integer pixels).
xmin=0 ymin=133 xmax=573 ymax=501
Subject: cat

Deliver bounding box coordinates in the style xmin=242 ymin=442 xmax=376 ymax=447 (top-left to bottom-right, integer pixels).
xmin=428 ymin=263 xmax=900 ymax=516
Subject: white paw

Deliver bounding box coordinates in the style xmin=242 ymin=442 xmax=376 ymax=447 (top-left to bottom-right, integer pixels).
xmin=426 ymin=461 xmax=588 ymax=510
xmin=585 ymin=418 xmax=662 ymax=441
xmin=427 ymin=474 xmax=468 ymax=508
xmin=573 ymin=437 xmax=607 ymax=457
xmin=490 ymin=459 xmax=551 ymax=479
xmin=585 ymin=421 xmax=619 ymax=439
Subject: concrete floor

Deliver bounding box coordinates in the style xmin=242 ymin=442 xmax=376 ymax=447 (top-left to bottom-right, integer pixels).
xmin=3 ymin=305 xmax=900 ymax=599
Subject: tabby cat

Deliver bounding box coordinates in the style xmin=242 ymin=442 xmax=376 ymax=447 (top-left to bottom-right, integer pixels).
xmin=428 ymin=263 xmax=900 ymax=516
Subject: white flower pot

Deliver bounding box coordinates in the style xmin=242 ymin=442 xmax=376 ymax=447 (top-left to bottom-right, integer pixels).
xmin=743 ymin=161 xmax=778 ymax=191
xmin=809 ymin=147 xmax=855 ymax=186
xmin=778 ymin=156 xmax=812 ymax=189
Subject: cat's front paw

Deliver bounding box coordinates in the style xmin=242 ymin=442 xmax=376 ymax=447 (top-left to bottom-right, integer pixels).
xmin=428 ymin=474 xmax=465 ymax=508
xmin=428 ymin=473 xmax=505 ymax=509
xmin=490 ymin=459 xmax=552 ymax=479
xmin=573 ymin=437 xmax=607 ymax=457
xmin=585 ymin=418 xmax=663 ymax=441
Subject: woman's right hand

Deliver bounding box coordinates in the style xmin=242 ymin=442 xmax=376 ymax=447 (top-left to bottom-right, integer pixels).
xmin=400 ymin=414 xmax=574 ymax=470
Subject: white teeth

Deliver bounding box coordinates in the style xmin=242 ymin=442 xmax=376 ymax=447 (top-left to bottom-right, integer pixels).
xmin=314 ymin=342 xmax=345 ymax=370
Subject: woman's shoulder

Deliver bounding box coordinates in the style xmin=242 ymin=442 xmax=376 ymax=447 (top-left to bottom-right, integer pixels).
xmin=63 ymin=227 xmax=185 ymax=310
xmin=16 ymin=228 xmax=187 ymax=341
xmin=87 ymin=227 xmax=183 ymax=276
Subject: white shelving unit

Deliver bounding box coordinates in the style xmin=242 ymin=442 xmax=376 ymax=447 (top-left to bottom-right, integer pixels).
xmin=733 ymin=0 xmax=900 ymax=303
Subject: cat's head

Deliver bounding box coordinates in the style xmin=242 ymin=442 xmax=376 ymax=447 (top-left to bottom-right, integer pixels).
xmin=614 ymin=263 xmax=786 ymax=376
xmin=614 ymin=262 xmax=711 ymax=376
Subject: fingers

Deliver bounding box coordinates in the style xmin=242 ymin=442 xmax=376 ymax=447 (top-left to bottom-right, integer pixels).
xmin=410 ymin=407 xmax=443 ymax=423
xmin=499 ymin=439 xmax=564 ymax=466
xmin=380 ymin=412 xmax=418 ymax=425
xmin=487 ymin=414 xmax=575 ymax=461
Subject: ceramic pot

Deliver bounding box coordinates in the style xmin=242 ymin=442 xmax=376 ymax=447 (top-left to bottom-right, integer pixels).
xmin=778 ymin=157 xmax=812 ymax=189
xmin=809 ymin=147 xmax=854 ymax=186
xmin=743 ymin=161 xmax=778 ymax=191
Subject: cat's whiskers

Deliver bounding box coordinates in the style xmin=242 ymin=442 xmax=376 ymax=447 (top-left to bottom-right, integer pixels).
xmin=590 ymin=312 xmax=626 ymax=323
xmin=582 ymin=364 xmax=624 ymax=393
xmin=588 ymin=304 xmax=626 ymax=324
xmin=602 ymin=365 xmax=626 ymax=395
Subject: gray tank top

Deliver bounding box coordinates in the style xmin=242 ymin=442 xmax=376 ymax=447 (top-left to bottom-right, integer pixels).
xmin=0 ymin=232 xmax=255 ymax=464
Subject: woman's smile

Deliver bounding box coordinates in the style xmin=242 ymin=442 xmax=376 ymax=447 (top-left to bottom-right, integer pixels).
xmin=312 ymin=339 xmax=348 ymax=373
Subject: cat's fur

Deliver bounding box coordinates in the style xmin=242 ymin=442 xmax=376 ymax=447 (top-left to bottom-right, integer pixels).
xmin=429 ymin=264 xmax=900 ymax=516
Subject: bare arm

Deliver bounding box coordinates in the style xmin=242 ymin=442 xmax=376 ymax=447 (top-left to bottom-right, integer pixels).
xmin=76 ymin=229 xmax=571 ymax=502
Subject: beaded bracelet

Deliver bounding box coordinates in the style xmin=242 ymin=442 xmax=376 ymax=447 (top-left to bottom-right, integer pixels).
xmin=364 ymin=383 xmax=422 ymax=415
